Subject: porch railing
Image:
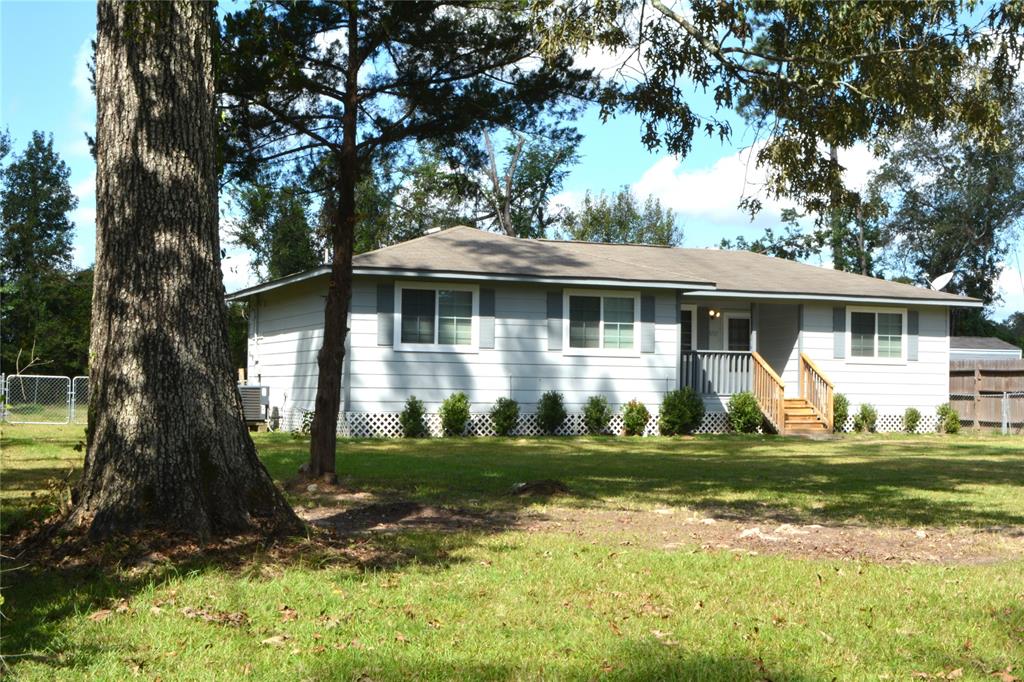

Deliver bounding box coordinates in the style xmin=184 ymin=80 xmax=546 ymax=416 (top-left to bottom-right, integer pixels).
xmin=680 ymin=350 xmax=752 ymax=396
xmin=751 ymin=351 xmax=785 ymax=432
xmin=799 ymin=352 xmax=834 ymax=431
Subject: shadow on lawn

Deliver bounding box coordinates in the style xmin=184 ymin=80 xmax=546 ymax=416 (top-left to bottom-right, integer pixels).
xmin=257 ymin=434 xmax=1024 ymax=528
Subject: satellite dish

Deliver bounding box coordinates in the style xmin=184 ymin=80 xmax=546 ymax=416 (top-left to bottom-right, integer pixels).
xmin=929 ymin=272 xmax=955 ymax=291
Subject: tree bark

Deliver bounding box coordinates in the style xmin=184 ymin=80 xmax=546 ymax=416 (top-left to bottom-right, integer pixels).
xmin=307 ymin=2 xmax=358 ymax=478
xmin=68 ymin=0 xmax=300 ymax=540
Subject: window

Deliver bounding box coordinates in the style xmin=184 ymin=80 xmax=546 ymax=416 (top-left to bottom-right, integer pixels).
xmin=438 ymin=290 xmax=472 ymax=345
xmin=396 ymin=285 xmax=477 ymax=350
xmin=680 ymin=307 xmax=695 ymax=352
xmin=568 ymin=296 xmax=600 ymax=348
xmin=849 ymin=308 xmax=904 ymax=361
xmin=565 ymin=290 xmax=639 ymax=353
xmin=725 ymin=315 xmax=751 ymax=351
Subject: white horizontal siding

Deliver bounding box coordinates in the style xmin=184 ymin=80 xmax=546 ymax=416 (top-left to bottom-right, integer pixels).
xmin=799 ymin=303 xmax=949 ymax=412
xmin=348 ymin=280 xmax=679 ymax=413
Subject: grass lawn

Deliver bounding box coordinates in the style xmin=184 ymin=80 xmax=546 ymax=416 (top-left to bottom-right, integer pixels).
xmin=2 ymin=424 xmax=1023 ymax=680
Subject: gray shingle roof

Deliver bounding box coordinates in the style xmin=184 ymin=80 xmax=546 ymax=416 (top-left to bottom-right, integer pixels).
xmin=950 ymin=336 xmax=1022 ymax=351
xmin=350 ymin=226 xmax=978 ymax=305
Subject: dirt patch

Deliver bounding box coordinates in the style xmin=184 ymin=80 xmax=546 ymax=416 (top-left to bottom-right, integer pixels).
xmin=521 ymin=507 xmax=1024 ymax=565
xmin=300 ymin=501 xmax=514 ymax=535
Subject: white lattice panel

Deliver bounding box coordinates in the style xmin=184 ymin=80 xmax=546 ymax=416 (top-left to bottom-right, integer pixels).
xmin=696 ymin=411 xmax=731 ymax=434
xmin=835 ymin=413 xmax=941 ymax=433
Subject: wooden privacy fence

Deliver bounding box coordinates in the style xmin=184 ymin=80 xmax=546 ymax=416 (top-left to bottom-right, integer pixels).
xmin=949 ymin=359 xmax=1024 ymax=433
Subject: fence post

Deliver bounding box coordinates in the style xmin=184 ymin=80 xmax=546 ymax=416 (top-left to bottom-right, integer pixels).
xmin=974 ymin=367 xmax=982 ymax=432
xmin=1003 ymin=392 xmax=1009 ymax=436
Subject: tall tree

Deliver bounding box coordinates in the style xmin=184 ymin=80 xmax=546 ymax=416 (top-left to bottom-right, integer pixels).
xmin=869 ymin=92 xmax=1024 ymax=314
xmin=231 ymin=173 xmax=323 ymax=281
xmin=559 ymin=187 xmax=681 ymax=245
xmin=0 ymin=132 xmax=79 ymax=374
xmin=221 ymin=1 xmax=592 ymax=478
xmin=537 ymin=1 xmax=1024 ymax=225
xmin=67 ymin=1 xmax=298 ymax=540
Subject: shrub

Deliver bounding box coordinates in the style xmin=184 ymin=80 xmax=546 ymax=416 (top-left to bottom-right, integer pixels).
xmin=621 ymin=399 xmax=651 ymax=436
xmin=536 ymin=390 xmax=567 ymax=435
xmin=490 ymin=397 xmax=520 ymax=437
xmin=727 ymin=392 xmax=763 ymax=433
xmin=832 ymin=393 xmax=849 ymax=433
xmin=658 ymin=388 xmax=705 ymax=436
xmin=400 ymin=396 xmax=429 ymax=438
xmin=439 ymin=392 xmax=471 ymax=436
xmin=853 ymin=403 xmax=878 ymax=433
xmin=937 ymin=403 xmax=961 ymax=434
xmin=583 ymin=395 xmax=612 ymax=435
xmin=903 ymin=407 xmax=922 ymax=434
xmin=292 ymin=409 xmax=314 ymax=437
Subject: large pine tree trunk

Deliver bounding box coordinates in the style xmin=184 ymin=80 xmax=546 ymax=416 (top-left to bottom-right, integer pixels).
xmin=68 ymin=0 xmax=300 ymax=540
xmin=307 ymin=2 xmax=358 ymax=478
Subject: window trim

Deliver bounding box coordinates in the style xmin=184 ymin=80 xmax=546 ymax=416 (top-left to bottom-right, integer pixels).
xmin=679 ymin=304 xmax=697 ymax=353
xmin=394 ymin=282 xmax=479 ymax=353
xmin=723 ymin=312 xmax=752 ymax=352
xmin=562 ymin=288 xmax=641 ymax=357
xmin=846 ymin=306 xmax=907 ymax=364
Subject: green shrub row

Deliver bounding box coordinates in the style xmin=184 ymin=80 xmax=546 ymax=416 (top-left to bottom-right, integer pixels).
xmin=398 ymin=387 xmax=713 ymax=438
xmin=832 ymin=392 xmax=961 ymax=434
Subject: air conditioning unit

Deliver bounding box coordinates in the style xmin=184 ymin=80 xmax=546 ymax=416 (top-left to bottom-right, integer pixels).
xmin=237 ymin=384 xmax=269 ymax=423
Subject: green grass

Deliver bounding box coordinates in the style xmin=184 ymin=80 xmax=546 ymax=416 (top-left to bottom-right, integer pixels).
xmin=2 ymin=425 xmax=1023 ymax=680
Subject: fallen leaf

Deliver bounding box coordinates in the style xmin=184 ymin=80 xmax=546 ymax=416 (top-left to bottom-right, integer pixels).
xmin=650 ymin=629 xmax=678 ymax=647
xmin=88 ymin=609 xmax=113 ymax=622
xmin=945 ymin=670 xmax=964 ymax=680
xmin=963 ymin=638 xmax=974 ymax=651
xmin=427 ymin=619 xmax=442 ymax=629
xmin=278 ymin=605 xmax=298 ymax=622
xmin=149 ymin=605 xmax=164 ymax=616
xmin=261 ymin=635 xmax=290 ymax=647
xmin=990 ymin=668 xmax=1019 ymax=682
xmin=608 ymin=621 xmax=622 ymax=637
xmin=395 ymin=632 xmax=409 ymax=643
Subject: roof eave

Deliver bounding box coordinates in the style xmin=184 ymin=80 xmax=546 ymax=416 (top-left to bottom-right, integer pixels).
xmin=682 ymin=289 xmax=983 ymax=308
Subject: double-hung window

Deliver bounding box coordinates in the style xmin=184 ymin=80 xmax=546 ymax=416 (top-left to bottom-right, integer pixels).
xmin=396 ymin=284 xmax=477 ymax=351
xmin=565 ymin=290 xmax=639 ymax=354
xmin=849 ymin=308 xmax=905 ymax=361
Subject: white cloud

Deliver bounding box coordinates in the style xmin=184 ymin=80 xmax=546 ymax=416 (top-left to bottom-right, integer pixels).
xmin=71 ymin=36 xmax=93 ymax=104
xmin=70 ymin=206 xmax=96 ymax=228
xmin=221 ymin=250 xmax=257 ymax=293
xmin=994 ymin=261 xmax=1024 ymax=319
xmin=632 ymin=141 xmax=876 ymax=228
xmin=73 ymin=171 xmax=95 ymax=201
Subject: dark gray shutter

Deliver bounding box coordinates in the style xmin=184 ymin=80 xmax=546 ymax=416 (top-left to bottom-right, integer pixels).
xmin=479 ymin=288 xmax=495 ymax=349
xmin=832 ymin=306 xmax=845 ymax=359
xmin=697 ymin=306 xmax=709 ymax=350
xmin=907 ymin=310 xmax=919 ymax=361
xmin=377 ymin=282 xmax=394 ymax=346
xmin=640 ymin=295 xmax=656 ymax=353
xmin=546 ymin=291 xmax=562 ymax=351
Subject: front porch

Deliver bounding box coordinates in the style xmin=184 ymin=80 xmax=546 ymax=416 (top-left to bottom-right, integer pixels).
xmin=678 ymin=302 xmax=835 ymax=435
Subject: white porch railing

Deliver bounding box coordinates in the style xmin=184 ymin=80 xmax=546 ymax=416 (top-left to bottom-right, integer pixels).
xmin=680 ymin=350 xmax=752 ymax=396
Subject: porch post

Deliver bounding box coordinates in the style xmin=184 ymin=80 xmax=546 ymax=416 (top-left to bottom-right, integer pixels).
xmin=750 ymin=302 xmax=758 ymax=352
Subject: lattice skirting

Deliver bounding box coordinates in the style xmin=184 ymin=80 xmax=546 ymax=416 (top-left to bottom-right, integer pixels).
xmin=276 ymin=408 xmax=945 ymax=437
xmin=278 ymin=409 xmax=744 ymax=438
xmin=835 ymin=414 xmax=940 ymax=433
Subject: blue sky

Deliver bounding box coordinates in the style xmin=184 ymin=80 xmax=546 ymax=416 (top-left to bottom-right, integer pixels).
xmin=2 ymin=1 xmax=1021 ymax=319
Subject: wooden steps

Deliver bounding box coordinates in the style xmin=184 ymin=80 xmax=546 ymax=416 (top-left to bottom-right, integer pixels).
xmin=782 ymin=398 xmax=830 ymax=436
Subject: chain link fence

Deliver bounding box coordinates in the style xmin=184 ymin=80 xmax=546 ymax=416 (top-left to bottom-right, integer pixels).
xmin=3 ymin=375 xmax=72 ymax=424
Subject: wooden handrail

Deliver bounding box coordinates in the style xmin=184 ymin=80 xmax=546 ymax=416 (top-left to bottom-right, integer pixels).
xmin=751 ymin=351 xmax=785 ymax=433
xmin=799 ymin=353 xmax=834 ymax=388
xmin=799 ymin=352 xmax=834 ymax=432
xmin=752 ymin=351 xmax=784 ymax=386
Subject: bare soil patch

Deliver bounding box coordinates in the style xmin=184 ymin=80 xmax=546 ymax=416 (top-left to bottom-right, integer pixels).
xmin=297 ymin=497 xmax=1024 ymax=565
xmin=521 ymin=507 xmax=1024 ymax=565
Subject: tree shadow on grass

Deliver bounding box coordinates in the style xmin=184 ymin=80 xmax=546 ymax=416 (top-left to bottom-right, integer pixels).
xmin=0 ymin=504 xmax=522 ymax=676
xmin=256 ymin=434 xmax=1024 ymax=528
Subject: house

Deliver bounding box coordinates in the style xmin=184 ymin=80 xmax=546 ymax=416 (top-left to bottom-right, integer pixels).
xmin=950 ymin=336 xmax=1023 ymax=362
xmin=226 ymin=226 xmax=982 ymax=436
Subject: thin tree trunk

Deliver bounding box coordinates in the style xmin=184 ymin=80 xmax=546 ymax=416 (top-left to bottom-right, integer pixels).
xmin=307 ymin=2 xmax=358 ymax=478
xmin=68 ymin=0 xmax=300 ymax=540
